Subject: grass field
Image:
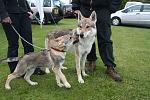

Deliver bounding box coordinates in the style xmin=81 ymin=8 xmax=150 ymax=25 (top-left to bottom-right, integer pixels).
xmin=0 ymin=19 xmax=150 ymax=100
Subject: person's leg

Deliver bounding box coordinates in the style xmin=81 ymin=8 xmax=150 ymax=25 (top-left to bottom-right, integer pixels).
xmin=19 ymin=13 xmax=34 ymax=54
xmin=96 ymin=9 xmax=116 ymax=67
xmin=19 ymin=13 xmax=45 ymax=75
xmin=80 ymin=7 xmax=97 ymax=72
xmin=96 ymin=9 xmax=121 ymax=81
xmin=2 ymin=14 xmax=20 ymax=73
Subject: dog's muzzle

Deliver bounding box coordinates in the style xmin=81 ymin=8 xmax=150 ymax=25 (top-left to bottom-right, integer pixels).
xmin=79 ymin=33 xmax=84 ymax=38
xmin=73 ymin=39 xmax=79 ymax=44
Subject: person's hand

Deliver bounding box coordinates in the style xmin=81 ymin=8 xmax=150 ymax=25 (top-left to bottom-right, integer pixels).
xmin=73 ymin=10 xmax=80 ymax=14
xmin=27 ymin=12 xmax=33 ymax=19
xmin=2 ymin=17 xmax=12 ymax=24
xmin=73 ymin=10 xmax=80 ymax=18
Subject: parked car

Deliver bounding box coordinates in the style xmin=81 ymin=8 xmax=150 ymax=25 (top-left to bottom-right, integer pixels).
xmin=111 ymin=3 xmax=150 ymax=27
xmin=29 ymin=0 xmax=64 ymax=24
xmin=63 ymin=4 xmax=75 ymax=18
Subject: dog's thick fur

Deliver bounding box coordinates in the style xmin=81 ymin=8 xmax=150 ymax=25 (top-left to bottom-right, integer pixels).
xmin=5 ymin=30 xmax=76 ymax=90
xmin=74 ymin=11 xmax=97 ymax=83
xmin=44 ymin=29 xmax=75 ymax=73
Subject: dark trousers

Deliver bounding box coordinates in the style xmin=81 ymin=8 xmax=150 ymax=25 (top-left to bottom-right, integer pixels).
xmin=2 ymin=13 xmax=34 ymax=73
xmin=80 ymin=7 xmax=116 ymax=67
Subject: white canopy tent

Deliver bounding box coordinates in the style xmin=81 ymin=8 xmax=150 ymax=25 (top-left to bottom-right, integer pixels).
xmin=27 ymin=0 xmax=44 ymax=27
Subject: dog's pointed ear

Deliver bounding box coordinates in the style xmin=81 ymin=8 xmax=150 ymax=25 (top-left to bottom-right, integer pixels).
xmin=77 ymin=11 xmax=84 ymax=22
xmin=90 ymin=11 xmax=97 ymax=23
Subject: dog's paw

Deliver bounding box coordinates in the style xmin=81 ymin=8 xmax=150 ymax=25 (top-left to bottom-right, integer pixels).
xmin=5 ymin=85 xmax=11 ymax=90
xmin=57 ymin=83 xmax=64 ymax=87
xmin=83 ymin=73 xmax=89 ymax=77
xmin=64 ymin=82 xmax=71 ymax=88
xmin=45 ymin=68 xmax=50 ymax=74
xmin=30 ymin=82 xmax=38 ymax=86
xmin=78 ymin=78 xmax=85 ymax=84
xmin=61 ymin=66 xmax=68 ymax=70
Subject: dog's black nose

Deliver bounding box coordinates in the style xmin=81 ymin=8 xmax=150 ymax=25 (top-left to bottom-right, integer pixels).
xmin=80 ymin=33 xmax=84 ymax=38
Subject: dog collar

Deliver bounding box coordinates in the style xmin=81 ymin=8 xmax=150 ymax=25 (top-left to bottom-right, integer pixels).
xmin=50 ymin=47 xmax=66 ymax=52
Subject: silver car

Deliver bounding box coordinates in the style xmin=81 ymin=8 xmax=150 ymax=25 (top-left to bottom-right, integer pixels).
xmin=111 ymin=3 xmax=150 ymax=27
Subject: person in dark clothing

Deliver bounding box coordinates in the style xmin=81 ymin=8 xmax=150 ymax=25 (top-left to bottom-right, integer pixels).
xmin=72 ymin=0 xmax=122 ymax=81
xmin=0 ymin=0 xmax=45 ymax=75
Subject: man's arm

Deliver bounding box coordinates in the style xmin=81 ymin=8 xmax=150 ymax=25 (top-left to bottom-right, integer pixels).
xmin=25 ymin=1 xmax=33 ymax=19
xmin=0 ymin=0 xmax=9 ymax=20
xmin=26 ymin=0 xmax=33 ymax=13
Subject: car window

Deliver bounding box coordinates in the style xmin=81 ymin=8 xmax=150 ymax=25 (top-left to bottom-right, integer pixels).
xmin=53 ymin=0 xmax=61 ymax=7
xmin=143 ymin=5 xmax=150 ymax=12
xmin=44 ymin=0 xmax=51 ymax=7
xmin=125 ymin=5 xmax=141 ymax=13
xmin=31 ymin=3 xmax=36 ymax=7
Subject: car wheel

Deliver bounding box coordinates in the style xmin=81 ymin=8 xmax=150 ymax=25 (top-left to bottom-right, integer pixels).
xmin=35 ymin=13 xmax=49 ymax=25
xmin=43 ymin=18 xmax=48 ymax=25
xmin=111 ymin=17 xmax=121 ymax=26
xmin=51 ymin=20 xmax=58 ymax=24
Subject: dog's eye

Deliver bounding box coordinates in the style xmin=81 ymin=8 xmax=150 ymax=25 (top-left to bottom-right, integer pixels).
xmin=86 ymin=26 xmax=90 ymax=28
xmin=79 ymin=26 xmax=82 ymax=29
xmin=70 ymin=37 xmax=72 ymax=39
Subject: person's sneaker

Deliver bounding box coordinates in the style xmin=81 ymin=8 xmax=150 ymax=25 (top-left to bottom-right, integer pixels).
xmin=33 ymin=68 xmax=46 ymax=75
xmin=85 ymin=61 xmax=96 ymax=74
xmin=105 ymin=67 xmax=122 ymax=81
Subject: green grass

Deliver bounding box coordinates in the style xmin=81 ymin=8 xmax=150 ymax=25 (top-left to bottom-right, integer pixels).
xmin=0 ymin=19 xmax=150 ymax=100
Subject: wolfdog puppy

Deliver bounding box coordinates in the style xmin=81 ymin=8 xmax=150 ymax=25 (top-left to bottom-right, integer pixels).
xmin=5 ymin=29 xmax=76 ymax=90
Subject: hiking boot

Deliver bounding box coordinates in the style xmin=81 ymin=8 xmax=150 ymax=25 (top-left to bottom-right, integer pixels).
xmin=85 ymin=61 xmax=96 ymax=73
xmin=105 ymin=67 xmax=122 ymax=81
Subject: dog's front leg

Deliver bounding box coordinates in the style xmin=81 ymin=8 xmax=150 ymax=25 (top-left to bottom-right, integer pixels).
xmin=45 ymin=52 xmax=52 ymax=74
xmin=81 ymin=53 xmax=89 ymax=77
xmin=60 ymin=60 xmax=68 ymax=70
xmin=52 ymin=66 xmax=64 ymax=87
xmin=53 ymin=67 xmax=71 ymax=88
xmin=75 ymin=45 xmax=84 ymax=83
xmin=55 ymin=73 xmax=64 ymax=87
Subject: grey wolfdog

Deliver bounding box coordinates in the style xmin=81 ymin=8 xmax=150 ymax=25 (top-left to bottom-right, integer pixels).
xmin=74 ymin=11 xmax=97 ymax=83
xmin=5 ymin=29 xmax=77 ymax=90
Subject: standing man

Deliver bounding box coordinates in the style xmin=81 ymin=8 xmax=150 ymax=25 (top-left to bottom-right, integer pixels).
xmin=0 ymin=0 xmax=45 ymax=75
xmin=72 ymin=0 xmax=122 ymax=81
